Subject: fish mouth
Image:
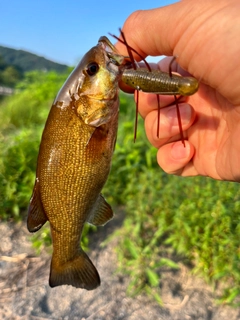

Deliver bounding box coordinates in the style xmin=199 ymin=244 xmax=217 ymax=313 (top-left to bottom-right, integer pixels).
xmin=98 ymin=36 xmax=116 ymax=52
xmin=98 ymin=37 xmax=126 ymax=76
xmin=54 ymin=37 xmax=122 ymax=109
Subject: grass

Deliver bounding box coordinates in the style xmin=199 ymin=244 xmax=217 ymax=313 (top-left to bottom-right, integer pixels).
xmin=0 ymin=70 xmax=239 ymax=305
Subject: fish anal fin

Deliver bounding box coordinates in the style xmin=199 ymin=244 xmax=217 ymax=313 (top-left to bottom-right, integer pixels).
xmin=88 ymin=194 xmax=113 ymax=226
xmin=49 ymin=249 xmax=100 ymax=290
xmin=27 ymin=179 xmax=48 ymax=232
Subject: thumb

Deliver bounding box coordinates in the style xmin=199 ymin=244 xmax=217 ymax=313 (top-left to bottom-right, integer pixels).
xmin=114 ymin=0 xmax=240 ymax=104
xmin=114 ymin=2 xmax=192 ymax=58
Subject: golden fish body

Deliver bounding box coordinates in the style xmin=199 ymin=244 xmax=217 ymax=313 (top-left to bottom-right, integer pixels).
xmin=27 ymin=37 xmax=123 ymax=290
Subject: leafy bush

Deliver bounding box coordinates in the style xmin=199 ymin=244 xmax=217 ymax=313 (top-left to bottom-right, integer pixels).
xmin=0 ymin=128 xmax=40 ymax=219
xmin=0 ymin=71 xmax=239 ymax=305
xmin=0 ymin=69 xmax=101 ymax=251
xmin=0 ymin=70 xmax=70 ymax=131
xmin=104 ymin=102 xmax=240 ymax=305
xmin=0 ymin=70 xmax=69 ymax=220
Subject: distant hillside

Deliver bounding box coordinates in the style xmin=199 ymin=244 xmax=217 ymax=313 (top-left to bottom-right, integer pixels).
xmin=0 ymin=45 xmax=69 ymax=73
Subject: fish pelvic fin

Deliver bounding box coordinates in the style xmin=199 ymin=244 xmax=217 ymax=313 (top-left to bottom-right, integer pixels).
xmin=27 ymin=179 xmax=48 ymax=232
xmin=87 ymin=194 xmax=113 ymax=226
xmin=49 ymin=249 xmax=100 ymax=290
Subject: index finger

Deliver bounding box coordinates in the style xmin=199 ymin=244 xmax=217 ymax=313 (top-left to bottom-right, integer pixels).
xmin=114 ymin=4 xmax=182 ymax=59
xmin=114 ymin=1 xmax=203 ymax=77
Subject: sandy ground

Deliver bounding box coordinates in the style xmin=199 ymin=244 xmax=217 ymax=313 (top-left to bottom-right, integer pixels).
xmin=0 ymin=214 xmax=240 ymax=320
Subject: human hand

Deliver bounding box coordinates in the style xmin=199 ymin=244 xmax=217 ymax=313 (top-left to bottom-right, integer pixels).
xmin=115 ymin=0 xmax=240 ymax=182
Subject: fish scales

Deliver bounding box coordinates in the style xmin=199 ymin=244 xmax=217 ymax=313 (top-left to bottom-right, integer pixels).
xmin=27 ymin=37 xmax=121 ymax=290
xmin=27 ymin=33 xmax=199 ymax=290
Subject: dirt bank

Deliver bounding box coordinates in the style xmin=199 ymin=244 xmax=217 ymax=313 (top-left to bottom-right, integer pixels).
xmin=0 ymin=216 xmax=239 ymax=319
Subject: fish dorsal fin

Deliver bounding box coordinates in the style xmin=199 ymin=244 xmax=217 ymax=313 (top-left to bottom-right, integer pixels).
xmin=87 ymin=194 xmax=113 ymax=226
xmin=27 ymin=179 xmax=48 ymax=232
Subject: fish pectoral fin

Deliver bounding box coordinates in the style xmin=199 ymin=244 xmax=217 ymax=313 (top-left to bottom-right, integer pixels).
xmin=27 ymin=180 xmax=48 ymax=232
xmin=85 ymin=128 xmax=96 ymax=146
xmin=87 ymin=194 xmax=113 ymax=226
xmin=49 ymin=248 xmax=100 ymax=290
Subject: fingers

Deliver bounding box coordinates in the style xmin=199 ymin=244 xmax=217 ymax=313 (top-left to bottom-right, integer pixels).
xmin=144 ymin=103 xmax=195 ymax=148
xmin=157 ymin=57 xmax=193 ymax=77
xmin=136 ymin=91 xmax=177 ymax=118
xmin=114 ymin=5 xmax=183 ymax=58
xmin=114 ymin=2 xmax=214 ymax=83
xmin=157 ymin=141 xmax=196 ymax=176
xmin=143 ymin=101 xmax=197 ymax=176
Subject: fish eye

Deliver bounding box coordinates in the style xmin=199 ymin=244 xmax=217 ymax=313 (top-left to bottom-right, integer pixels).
xmin=86 ymin=62 xmax=99 ymax=76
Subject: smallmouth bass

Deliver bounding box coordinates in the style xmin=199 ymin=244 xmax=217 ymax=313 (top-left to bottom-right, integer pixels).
xmin=27 ymin=37 xmax=124 ymax=290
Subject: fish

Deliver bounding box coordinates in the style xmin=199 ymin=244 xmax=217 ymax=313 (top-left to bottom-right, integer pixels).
xmin=27 ymin=37 xmax=124 ymax=290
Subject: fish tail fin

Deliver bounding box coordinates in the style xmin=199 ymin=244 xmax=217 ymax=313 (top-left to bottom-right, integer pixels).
xmin=49 ymin=249 xmax=100 ymax=290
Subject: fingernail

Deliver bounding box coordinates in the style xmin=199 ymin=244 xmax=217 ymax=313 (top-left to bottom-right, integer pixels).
xmin=171 ymin=141 xmax=189 ymax=159
xmin=167 ymin=104 xmax=191 ymax=126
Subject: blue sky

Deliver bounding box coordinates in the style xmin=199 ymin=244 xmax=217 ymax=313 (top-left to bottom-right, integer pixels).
xmin=1 ymin=0 xmax=177 ymax=66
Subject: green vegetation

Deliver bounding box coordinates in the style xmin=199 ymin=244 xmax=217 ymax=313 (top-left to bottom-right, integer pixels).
xmin=0 ymin=70 xmax=70 ymax=218
xmin=0 ymin=46 xmax=68 ymax=75
xmin=0 ymin=53 xmax=23 ymax=87
xmin=104 ymin=97 xmax=240 ymax=305
xmin=0 ymin=71 xmax=239 ymax=305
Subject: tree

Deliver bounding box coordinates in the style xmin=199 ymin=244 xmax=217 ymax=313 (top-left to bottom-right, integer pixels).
xmin=0 ymin=65 xmax=23 ymax=87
